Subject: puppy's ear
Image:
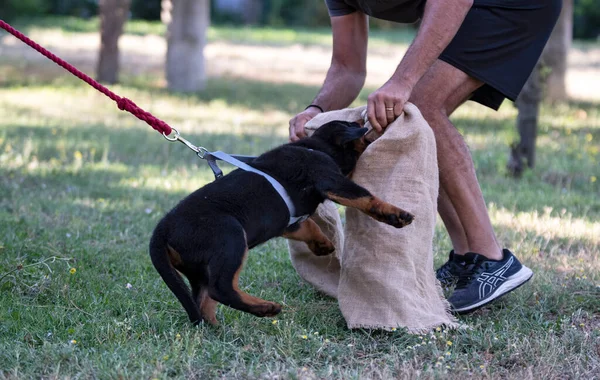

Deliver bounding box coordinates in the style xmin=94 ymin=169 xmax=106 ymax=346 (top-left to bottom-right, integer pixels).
xmin=337 ymin=126 xmax=369 ymax=145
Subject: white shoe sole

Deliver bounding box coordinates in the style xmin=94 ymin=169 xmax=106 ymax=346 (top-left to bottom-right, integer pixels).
xmin=453 ymin=266 xmax=534 ymax=313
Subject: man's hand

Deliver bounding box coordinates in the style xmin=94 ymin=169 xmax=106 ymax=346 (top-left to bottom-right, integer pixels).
xmin=289 ymin=107 xmax=323 ymax=142
xmin=365 ymin=0 xmax=473 ymax=133
xmin=367 ymin=79 xmax=413 ymax=133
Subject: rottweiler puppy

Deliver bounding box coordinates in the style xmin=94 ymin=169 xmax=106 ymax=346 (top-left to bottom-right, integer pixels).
xmin=149 ymin=120 xmax=414 ymax=325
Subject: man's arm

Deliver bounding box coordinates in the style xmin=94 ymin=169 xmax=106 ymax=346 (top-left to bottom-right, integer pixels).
xmin=367 ymin=0 xmax=474 ymax=131
xmin=289 ymin=12 xmax=368 ymax=141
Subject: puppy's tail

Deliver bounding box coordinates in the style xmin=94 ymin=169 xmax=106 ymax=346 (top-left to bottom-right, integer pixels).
xmin=149 ymin=221 xmax=203 ymax=325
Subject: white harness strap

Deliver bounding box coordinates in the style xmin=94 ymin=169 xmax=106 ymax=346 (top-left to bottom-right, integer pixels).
xmin=209 ymin=151 xmax=309 ymax=226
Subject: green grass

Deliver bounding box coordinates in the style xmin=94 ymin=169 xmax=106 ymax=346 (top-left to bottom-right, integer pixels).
xmin=11 ymin=15 xmax=416 ymax=48
xmin=1 ymin=19 xmax=600 ymax=379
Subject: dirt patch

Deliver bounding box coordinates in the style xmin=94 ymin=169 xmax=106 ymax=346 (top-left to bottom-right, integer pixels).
xmin=1 ymin=30 xmax=599 ymax=100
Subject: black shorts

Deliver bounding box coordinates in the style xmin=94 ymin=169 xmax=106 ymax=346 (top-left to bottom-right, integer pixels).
xmin=439 ymin=0 xmax=562 ymax=110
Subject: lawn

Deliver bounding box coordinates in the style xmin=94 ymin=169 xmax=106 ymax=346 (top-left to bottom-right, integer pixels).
xmin=0 ymin=18 xmax=599 ymax=379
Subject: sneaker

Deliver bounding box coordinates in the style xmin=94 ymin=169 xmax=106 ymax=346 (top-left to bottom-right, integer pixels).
xmin=435 ymin=250 xmax=467 ymax=288
xmin=448 ymin=249 xmax=533 ymax=314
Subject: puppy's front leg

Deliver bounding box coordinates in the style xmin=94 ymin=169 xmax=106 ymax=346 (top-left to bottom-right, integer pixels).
xmin=282 ymin=218 xmax=335 ymax=256
xmin=319 ymin=176 xmax=414 ymax=228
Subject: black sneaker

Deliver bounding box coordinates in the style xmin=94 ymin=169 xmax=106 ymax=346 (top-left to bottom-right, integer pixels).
xmin=435 ymin=250 xmax=468 ymax=288
xmin=448 ymin=249 xmax=533 ymax=314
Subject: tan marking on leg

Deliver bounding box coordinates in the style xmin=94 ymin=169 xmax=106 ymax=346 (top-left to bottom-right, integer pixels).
xmin=231 ymin=246 xmax=282 ymax=317
xmin=326 ymin=193 xmax=373 ymax=210
xmin=282 ymin=219 xmax=335 ymax=256
xmin=327 ymin=193 xmax=414 ymax=228
xmin=198 ymin=290 xmax=219 ymax=326
xmin=166 ymin=244 xmax=183 ymax=268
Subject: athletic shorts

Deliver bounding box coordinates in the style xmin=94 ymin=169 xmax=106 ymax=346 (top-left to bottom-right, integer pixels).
xmin=439 ymin=0 xmax=562 ymax=110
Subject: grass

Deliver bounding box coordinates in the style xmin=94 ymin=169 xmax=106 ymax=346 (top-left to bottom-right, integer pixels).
xmin=1 ymin=18 xmax=599 ymax=379
xmin=11 ymin=16 xmax=416 ymax=48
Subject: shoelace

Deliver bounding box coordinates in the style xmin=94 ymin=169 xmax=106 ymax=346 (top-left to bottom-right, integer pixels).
xmin=454 ymin=259 xmax=485 ymax=289
xmin=437 ymin=255 xmax=467 ymax=284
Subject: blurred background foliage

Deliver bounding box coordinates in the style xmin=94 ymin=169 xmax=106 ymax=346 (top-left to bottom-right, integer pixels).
xmin=17 ymin=0 xmax=600 ymax=35
xmin=2 ymin=0 xmax=598 ymax=37
xmin=573 ymin=0 xmax=600 ymax=40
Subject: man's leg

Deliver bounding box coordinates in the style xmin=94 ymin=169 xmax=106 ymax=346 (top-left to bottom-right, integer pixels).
xmin=410 ymin=59 xmax=533 ymax=313
xmin=409 ymin=59 xmax=501 ymax=260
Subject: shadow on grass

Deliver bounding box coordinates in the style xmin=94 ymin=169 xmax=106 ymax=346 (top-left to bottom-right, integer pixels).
xmin=9 ymin=16 xmax=417 ymax=47
xmin=0 ymin=65 xmax=322 ymax=116
xmin=1 ymin=70 xmax=598 ymax=223
xmin=151 ymin=76 xmax=323 ymax=114
xmin=1 ymin=123 xmax=284 ymax=169
xmin=1 ymin=118 xmax=598 ymax=346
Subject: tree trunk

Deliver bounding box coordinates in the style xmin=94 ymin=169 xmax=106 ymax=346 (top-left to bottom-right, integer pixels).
xmin=543 ymin=0 xmax=573 ymax=103
xmin=162 ymin=0 xmax=209 ymax=93
xmin=97 ymin=0 xmax=130 ymax=84
xmin=507 ymin=0 xmax=572 ymax=177
xmin=507 ymin=61 xmax=543 ymax=177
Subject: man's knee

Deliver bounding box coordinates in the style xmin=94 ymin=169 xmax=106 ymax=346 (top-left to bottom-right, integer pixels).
xmin=409 ymin=93 xmax=448 ymax=128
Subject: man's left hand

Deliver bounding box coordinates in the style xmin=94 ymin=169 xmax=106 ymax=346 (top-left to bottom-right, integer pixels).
xmin=367 ymin=79 xmax=413 ymax=133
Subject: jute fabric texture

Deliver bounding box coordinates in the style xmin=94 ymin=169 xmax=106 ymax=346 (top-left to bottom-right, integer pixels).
xmin=288 ymin=104 xmax=458 ymax=332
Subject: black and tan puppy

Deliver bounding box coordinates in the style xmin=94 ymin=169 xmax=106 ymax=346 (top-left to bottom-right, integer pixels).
xmin=149 ymin=121 xmax=414 ymax=325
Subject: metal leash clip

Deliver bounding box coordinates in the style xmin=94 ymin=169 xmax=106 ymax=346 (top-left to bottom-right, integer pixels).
xmin=163 ymin=127 xmax=209 ymax=159
xmin=163 ymin=128 xmax=223 ymax=178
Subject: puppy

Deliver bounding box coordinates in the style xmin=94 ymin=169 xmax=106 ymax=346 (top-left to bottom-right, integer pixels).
xmin=149 ymin=120 xmax=414 ymax=325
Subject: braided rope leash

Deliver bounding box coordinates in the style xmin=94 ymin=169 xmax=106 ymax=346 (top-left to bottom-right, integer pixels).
xmin=0 ymin=19 xmax=172 ymax=136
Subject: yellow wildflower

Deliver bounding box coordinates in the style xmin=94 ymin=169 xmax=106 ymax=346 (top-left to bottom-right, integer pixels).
xmin=69 ymin=268 xmax=76 ymax=274
xmin=272 ymin=320 xmax=278 ymax=325
xmin=446 ymin=341 xmax=453 ymax=346
xmin=301 ymin=335 xmax=308 ymax=339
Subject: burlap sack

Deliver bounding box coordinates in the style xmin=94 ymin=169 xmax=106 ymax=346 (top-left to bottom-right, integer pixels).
xmin=286 ymin=200 xmax=343 ymax=298
xmin=288 ymin=104 xmax=458 ymax=332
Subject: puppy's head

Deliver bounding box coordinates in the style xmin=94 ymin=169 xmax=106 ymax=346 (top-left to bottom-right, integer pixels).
xmin=309 ymin=120 xmax=368 ymax=175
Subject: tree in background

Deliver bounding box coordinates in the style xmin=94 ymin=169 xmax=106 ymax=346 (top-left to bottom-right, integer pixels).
xmin=96 ymin=0 xmax=131 ymax=84
xmin=544 ymin=0 xmax=573 ymax=103
xmin=507 ymin=0 xmax=573 ymax=177
xmin=162 ymin=0 xmax=209 ymax=93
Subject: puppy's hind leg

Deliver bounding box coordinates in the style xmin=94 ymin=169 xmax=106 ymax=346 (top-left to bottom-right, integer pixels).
xmin=282 ymin=218 xmax=335 ymax=256
xmin=190 ymin=271 xmax=219 ymax=326
xmin=149 ymin=224 xmax=203 ymax=325
xmin=207 ymin=229 xmax=282 ymax=318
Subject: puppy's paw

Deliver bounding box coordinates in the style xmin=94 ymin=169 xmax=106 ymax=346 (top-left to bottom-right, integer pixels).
xmin=201 ymin=313 xmax=219 ymax=326
xmin=254 ymin=302 xmax=282 ymax=317
xmin=308 ymin=238 xmax=336 ymax=256
xmin=369 ymin=202 xmax=414 ymax=228
xmin=385 ymin=208 xmax=414 ymax=228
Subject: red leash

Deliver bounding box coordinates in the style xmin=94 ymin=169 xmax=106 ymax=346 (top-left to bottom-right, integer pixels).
xmin=0 ymin=19 xmax=172 ymax=135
